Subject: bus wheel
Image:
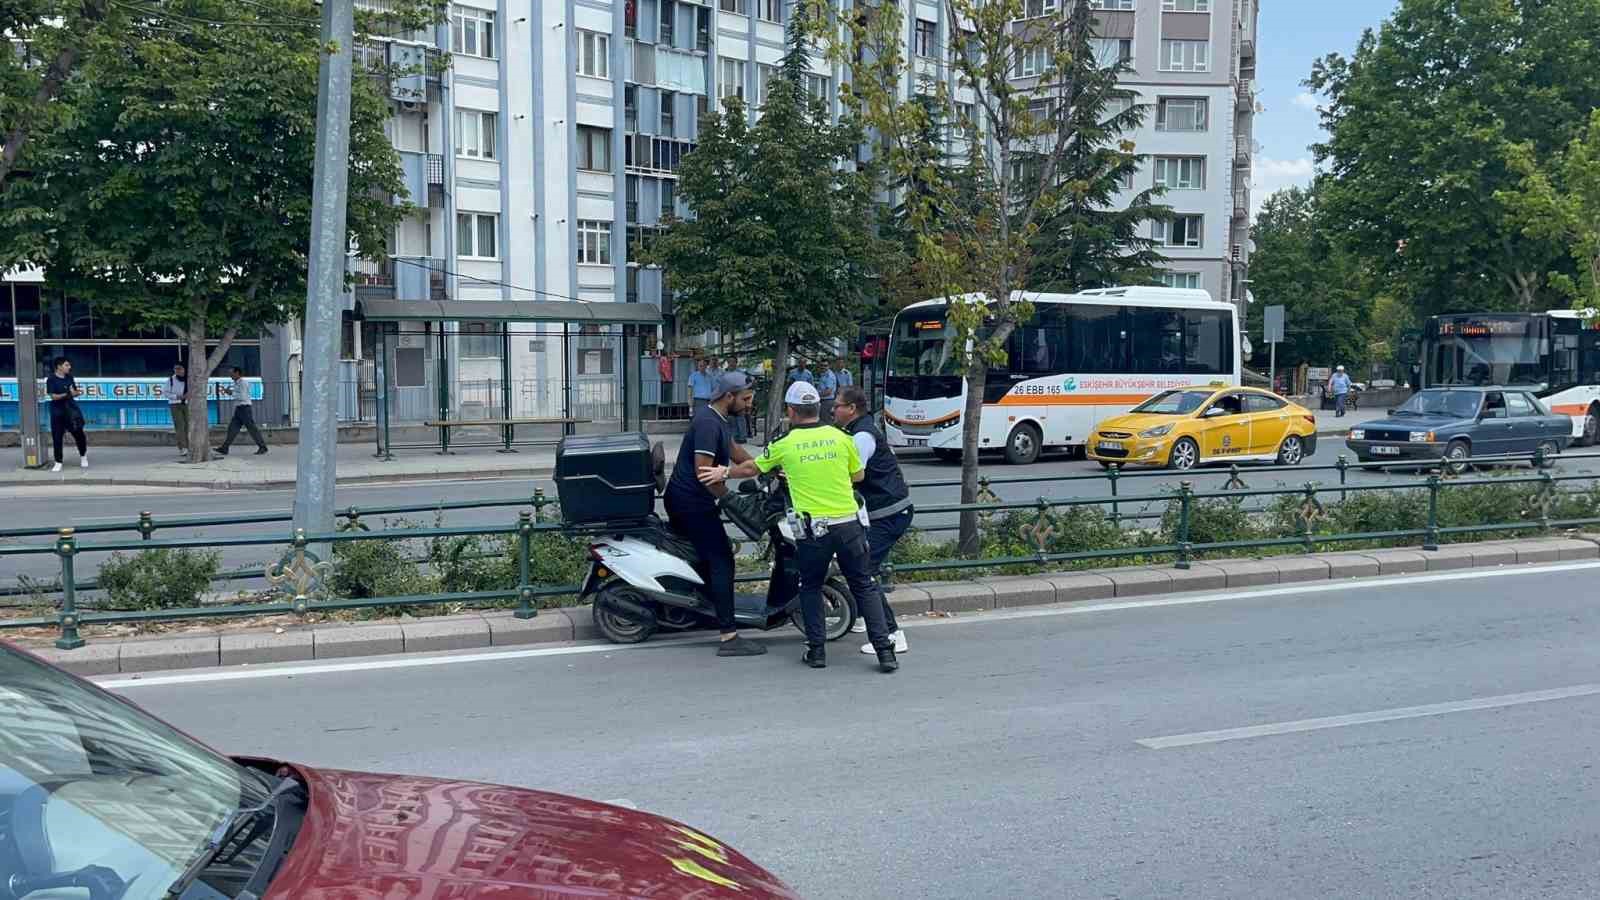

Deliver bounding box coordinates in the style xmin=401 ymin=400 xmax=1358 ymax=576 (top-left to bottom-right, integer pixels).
xmin=1004 ymin=423 xmax=1042 ymax=465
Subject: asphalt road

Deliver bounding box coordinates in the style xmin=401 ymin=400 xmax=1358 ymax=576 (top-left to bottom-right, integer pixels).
xmin=5 ymin=442 xmax=1600 ymax=593
xmin=110 ymin=564 xmax=1600 ymax=899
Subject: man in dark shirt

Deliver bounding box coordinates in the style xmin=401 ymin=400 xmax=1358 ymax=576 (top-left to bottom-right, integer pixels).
xmin=664 ymin=370 xmax=764 ymax=657
xmin=45 ymin=356 xmax=88 ymax=472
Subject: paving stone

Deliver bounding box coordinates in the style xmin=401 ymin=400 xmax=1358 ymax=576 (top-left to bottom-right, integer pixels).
xmin=1318 ymin=553 xmax=1381 ymax=579
xmin=1041 ymin=573 xmax=1116 ymax=603
xmin=1419 ymin=545 xmax=1476 ymax=572
xmin=483 ymin=610 xmax=574 ymax=646
xmin=119 ymin=633 xmax=220 ymax=674
xmin=1364 ymin=548 xmax=1428 ymax=575
xmin=401 ymin=615 xmax=491 ymax=654
xmin=1165 ymin=563 xmax=1227 ymax=593
xmin=1551 ymin=538 xmax=1599 ymax=561
xmin=219 ymin=629 xmax=314 ymax=666
xmin=1466 ymin=541 xmax=1519 ymax=567
xmin=561 ymin=605 xmax=603 ymax=642
xmin=1270 ymin=556 xmax=1333 ymax=584
xmin=1208 ymin=559 xmax=1281 ymax=589
xmin=1105 ymin=567 xmax=1173 ymax=597
xmin=1509 ymin=540 xmax=1563 ymax=564
xmin=313 ymin=623 xmax=404 ymax=659
xmin=27 ymin=641 xmax=122 ymax=677
xmin=922 ymin=581 xmax=995 ymax=613
xmin=986 ymin=576 xmax=1057 ymax=609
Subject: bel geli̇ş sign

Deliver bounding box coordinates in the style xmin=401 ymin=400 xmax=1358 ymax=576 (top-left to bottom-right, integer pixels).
xmin=0 ymin=377 xmax=264 ymax=402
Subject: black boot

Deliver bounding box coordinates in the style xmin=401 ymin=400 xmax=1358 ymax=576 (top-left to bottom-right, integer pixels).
xmin=875 ymin=645 xmax=899 ymax=673
xmin=802 ymin=646 xmax=826 ymax=668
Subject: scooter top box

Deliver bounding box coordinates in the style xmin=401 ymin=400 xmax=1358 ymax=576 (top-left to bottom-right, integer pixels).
xmin=554 ymin=432 xmax=658 ymax=525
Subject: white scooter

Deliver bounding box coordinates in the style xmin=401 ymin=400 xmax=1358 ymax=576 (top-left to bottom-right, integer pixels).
xmin=580 ymin=471 xmax=859 ymax=645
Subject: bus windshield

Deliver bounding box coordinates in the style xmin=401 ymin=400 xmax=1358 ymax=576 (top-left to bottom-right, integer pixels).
xmin=1131 ymin=390 xmax=1214 ymax=415
xmin=889 ymin=309 xmax=961 ymax=377
xmin=1429 ymin=316 xmax=1546 ymax=388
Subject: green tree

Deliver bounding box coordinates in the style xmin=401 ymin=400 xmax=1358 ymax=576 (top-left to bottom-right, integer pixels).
xmin=1307 ymin=0 xmax=1600 ymax=317
xmin=1242 ymin=186 xmax=1372 ymax=377
xmin=1498 ymin=109 xmax=1600 ymax=314
xmin=644 ymin=13 xmax=882 ymax=429
xmin=5 ymin=0 xmax=436 ymax=459
xmin=0 ymin=0 xmax=113 ymax=198
xmin=829 ymin=0 xmax=1104 ymax=552
xmin=1026 ymin=3 xmax=1168 ymax=293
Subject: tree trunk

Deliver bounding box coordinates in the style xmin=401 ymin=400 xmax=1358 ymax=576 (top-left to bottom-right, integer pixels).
xmin=768 ymin=333 xmax=791 ymax=440
xmin=957 ymin=359 xmax=988 ymax=556
xmin=186 ymin=315 xmax=212 ymax=462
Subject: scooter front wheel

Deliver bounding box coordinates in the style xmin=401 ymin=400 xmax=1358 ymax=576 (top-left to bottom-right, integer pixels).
xmin=593 ymin=583 xmax=659 ymax=644
xmin=789 ymin=577 xmax=858 ymax=642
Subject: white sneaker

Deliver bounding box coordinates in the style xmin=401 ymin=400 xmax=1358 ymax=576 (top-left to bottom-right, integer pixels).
xmin=860 ymin=630 xmax=909 ymax=654
xmin=51 ymin=462 xmax=62 ymax=473
xmin=850 ymin=619 xmax=867 ymax=633
xmin=79 ymin=456 xmax=88 ymax=469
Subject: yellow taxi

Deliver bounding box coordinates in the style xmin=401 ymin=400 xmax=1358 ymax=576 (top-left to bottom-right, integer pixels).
xmin=1086 ymin=386 xmax=1318 ymax=470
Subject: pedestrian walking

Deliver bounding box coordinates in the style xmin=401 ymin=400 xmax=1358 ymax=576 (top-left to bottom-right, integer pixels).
xmin=45 ymin=356 xmax=88 ymax=473
xmin=832 ymin=386 xmax=912 ymax=654
xmin=700 ymin=381 xmax=900 ymax=673
xmin=1329 ymin=365 xmax=1352 ymax=418
xmin=213 ymin=367 xmax=268 ymax=456
xmin=689 ymin=358 xmax=714 ymax=414
xmin=167 ymin=363 xmax=190 ymax=460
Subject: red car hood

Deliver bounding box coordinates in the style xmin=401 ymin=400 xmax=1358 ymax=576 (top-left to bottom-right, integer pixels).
xmin=263 ymin=764 xmax=800 ymax=900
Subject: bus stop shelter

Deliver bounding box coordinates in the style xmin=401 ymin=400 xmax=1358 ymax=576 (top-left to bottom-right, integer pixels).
xmin=354 ymin=299 xmax=663 ymax=458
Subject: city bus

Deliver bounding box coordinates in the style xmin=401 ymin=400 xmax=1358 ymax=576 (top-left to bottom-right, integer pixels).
xmin=1422 ymin=310 xmax=1600 ymax=445
xmin=883 ymin=287 xmax=1240 ymax=463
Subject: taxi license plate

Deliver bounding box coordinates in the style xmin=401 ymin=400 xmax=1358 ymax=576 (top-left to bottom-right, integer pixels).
xmin=1096 ymin=440 xmax=1123 ymax=452
xmin=1372 ymin=445 xmax=1400 ymax=456
xmin=907 ymin=438 xmax=927 ymax=447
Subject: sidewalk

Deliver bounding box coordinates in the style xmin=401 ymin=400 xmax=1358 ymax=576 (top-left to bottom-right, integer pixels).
xmin=0 ymin=437 xmax=684 ymax=490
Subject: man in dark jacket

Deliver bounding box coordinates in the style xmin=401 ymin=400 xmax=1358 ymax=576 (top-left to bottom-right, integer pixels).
xmin=832 ymin=386 xmax=912 ymax=654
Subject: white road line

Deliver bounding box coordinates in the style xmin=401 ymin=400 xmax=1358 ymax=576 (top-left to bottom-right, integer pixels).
xmin=1136 ymin=683 xmax=1600 ymax=749
xmin=97 ymin=560 xmax=1600 ymax=690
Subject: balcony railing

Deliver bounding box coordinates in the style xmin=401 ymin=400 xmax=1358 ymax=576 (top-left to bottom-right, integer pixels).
xmin=1234 ymin=137 xmax=1251 ymax=166
xmin=1232 ymin=185 xmax=1249 ymax=220
xmin=349 ymin=256 xmax=448 ymax=301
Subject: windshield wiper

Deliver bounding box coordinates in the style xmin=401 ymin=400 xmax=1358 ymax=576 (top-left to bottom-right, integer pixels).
xmin=163 ymin=773 xmax=303 ymax=900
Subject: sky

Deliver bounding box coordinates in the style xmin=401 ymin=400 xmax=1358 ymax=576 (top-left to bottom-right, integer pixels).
xmin=1249 ymin=0 xmax=1401 ymax=218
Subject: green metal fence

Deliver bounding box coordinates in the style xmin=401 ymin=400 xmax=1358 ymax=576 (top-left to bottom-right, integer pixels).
xmin=5 ymin=448 xmax=1600 ymax=651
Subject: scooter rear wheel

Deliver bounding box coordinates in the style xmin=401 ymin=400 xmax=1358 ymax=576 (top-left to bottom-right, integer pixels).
xmin=789 ymin=577 xmax=858 ymax=642
xmin=593 ymin=584 xmax=658 ymax=644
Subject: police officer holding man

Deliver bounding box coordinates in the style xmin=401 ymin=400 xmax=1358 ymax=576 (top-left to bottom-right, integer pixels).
xmin=699 ymin=381 xmax=899 ymax=673
xmin=832 ymin=385 xmax=912 ymax=656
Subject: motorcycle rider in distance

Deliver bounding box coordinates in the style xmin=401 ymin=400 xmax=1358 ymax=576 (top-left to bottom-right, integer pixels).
xmin=663 ymin=370 xmax=766 ymax=657
xmin=832 ymin=386 xmax=912 ymax=656
xmin=700 ymin=382 xmax=900 ymax=673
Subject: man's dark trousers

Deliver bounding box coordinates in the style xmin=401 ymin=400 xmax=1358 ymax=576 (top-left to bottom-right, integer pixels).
xmin=864 ymin=508 xmax=913 ymax=633
xmin=797 ymin=519 xmax=891 ymax=650
xmin=667 ymin=505 xmax=737 ymax=633
xmin=220 ymin=405 xmax=267 ymax=452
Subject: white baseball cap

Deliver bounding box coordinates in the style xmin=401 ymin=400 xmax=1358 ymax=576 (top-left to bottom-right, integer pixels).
xmin=785 ymin=381 xmax=820 ymax=405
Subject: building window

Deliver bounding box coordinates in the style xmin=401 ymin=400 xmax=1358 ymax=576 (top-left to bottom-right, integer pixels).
xmin=1160 ymin=39 xmax=1210 ymax=72
xmin=756 ymin=63 xmax=779 ymax=107
xmin=578 ymin=220 xmax=612 ymax=265
xmin=578 ymin=30 xmax=609 ymax=78
xmin=577 ymin=125 xmax=611 ymax=171
xmin=1013 ymin=46 xmax=1047 ymax=78
xmin=955 ymin=101 xmax=976 ymax=126
xmin=1155 ymin=215 xmax=1204 ymax=248
xmin=718 ymin=0 xmax=749 ymax=14
xmin=758 ymin=0 xmax=780 ymax=23
xmin=718 ymin=57 xmax=746 ymax=103
xmin=803 ymin=73 xmax=830 ymax=104
xmin=626 ymin=265 xmax=640 ymax=303
xmin=660 ymin=90 xmax=677 ymax=135
xmin=456 ymin=212 xmax=498 ymax=259
xmin=1121 ymin=166 xmax=1135 ymax=191
xmin=1090 ymin=0 xmax=1135 ymax=8
xmin=626 ymin=175 xmax=639 ymax=223
xmin=1157 ymin=272 xmax=1202 ymax=290
xmin=1154 ymin=156 xmax=1205 ymax=190
xmin=1024 ymin=0 xmax=1059 ymax=15
xmin=454 ymin=109 xmax=496 ymax=159
xmin=1090 ymin=38 xmax=1132 ymax=66
xmin=914 ymin=19 xmax=938 ymax=58
xmin=696 ymin=7 xmax=711 ymax=50
xmin=624 ymin=85 xmax=638 ymax=132
xmin=450 ymin=6 xmax=495 ymax=59
xmin=661 ymin=179 xmax=676 ymax=217
xmin=460 ymin=321 xmax=500 ymax=358
xmin=1156 ymin=97 xmax=1207 ymax=131
xmin=1162 ymin=0 xmax=1211 ymax=10
xmin=660 ymin=0 xmax=675 ymax=46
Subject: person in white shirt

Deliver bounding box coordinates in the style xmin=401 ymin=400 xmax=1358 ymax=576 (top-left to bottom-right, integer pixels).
xmin=213 ymin=367 xmax=268 ymax=456
xmin=167 ymin=363 xmax=190 ymax=460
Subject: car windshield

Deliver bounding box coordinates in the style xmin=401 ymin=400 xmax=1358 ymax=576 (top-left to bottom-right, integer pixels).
xmin=0 ymin=645 xmax=275 ymax=899
xmin=1131 ymin=390 xmax=1215 ymax=415
xmin=1395 ymin=390 xmax=1482 ymax=419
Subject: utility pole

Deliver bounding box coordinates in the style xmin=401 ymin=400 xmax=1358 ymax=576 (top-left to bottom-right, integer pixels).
xmin=294 ymin=0 xmax=355 ymax=549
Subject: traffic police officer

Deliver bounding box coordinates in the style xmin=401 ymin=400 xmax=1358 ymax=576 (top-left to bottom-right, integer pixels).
xmin=700 ymin=381 xmax=899 ymax=672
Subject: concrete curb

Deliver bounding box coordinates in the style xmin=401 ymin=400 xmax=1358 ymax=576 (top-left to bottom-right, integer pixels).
xmin=19 ymin=536 xmax=1599 ymax=678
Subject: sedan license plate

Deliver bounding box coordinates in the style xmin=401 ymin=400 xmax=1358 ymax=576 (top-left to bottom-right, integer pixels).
xmin=1371 ymin=445 xmax=1401 ymax=456
xmin=906 ymin=438 xmax=928 ymax=447
xmin=1096 ymin=440 xmax=1123 ymax=452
